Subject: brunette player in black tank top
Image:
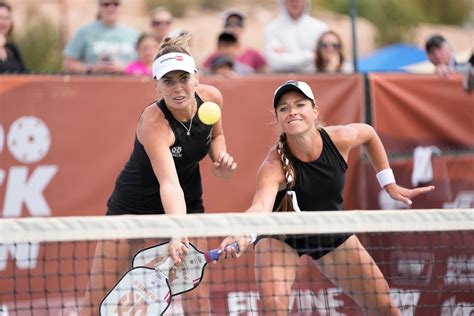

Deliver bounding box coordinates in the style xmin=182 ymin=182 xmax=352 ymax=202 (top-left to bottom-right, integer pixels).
xmin=220 ymin=81 xmax=434 ymax=315
xmin=81 ymin=35 xmax=237 ymax=315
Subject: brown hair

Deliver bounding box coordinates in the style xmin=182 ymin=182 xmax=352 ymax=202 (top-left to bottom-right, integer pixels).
xmin=135 ymin=32 xmax=156 ymax=49
xmin=274 ymin=134 xmax=296 ymax=212
xmin=154 ymin=34 xmax=191 ymax=60
xmin=0 ymin=1 xmax=13 ymax=36
xmin=315 ymin=30 xmax=344 ymax=73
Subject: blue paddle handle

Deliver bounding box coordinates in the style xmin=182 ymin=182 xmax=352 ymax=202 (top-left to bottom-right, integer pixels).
xmin=207 ymin=242 xmax=240 ymax=262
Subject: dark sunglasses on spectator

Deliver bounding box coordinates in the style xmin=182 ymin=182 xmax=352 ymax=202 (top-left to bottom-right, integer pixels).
xmin=152 ymin=20 xmax=172 ymax=27
xmin=100 ymin=1 xmax=120 ymax=7
xmin=320 ymin=42 xmax=341 ymax=49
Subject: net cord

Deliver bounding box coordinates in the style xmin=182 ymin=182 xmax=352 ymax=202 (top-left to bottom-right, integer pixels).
xmin=0 ymin=209 xmax=472 ymax=243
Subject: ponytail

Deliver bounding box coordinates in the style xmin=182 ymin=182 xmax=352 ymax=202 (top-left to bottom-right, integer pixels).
xmin=274 ymin=134 xmax=298 ymax=212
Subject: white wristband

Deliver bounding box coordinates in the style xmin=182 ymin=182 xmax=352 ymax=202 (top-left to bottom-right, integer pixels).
xmin=376 ymin=168 xmax=396 ymax=188
xmin=250 ymin=233 xmax=257 ymax=243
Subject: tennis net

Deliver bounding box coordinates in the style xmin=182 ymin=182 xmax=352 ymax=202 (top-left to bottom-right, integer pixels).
xmin=0 ymin=209 xmax=473 ymax=315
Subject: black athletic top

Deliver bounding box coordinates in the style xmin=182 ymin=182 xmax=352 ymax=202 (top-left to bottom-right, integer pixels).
xmin=107 ymin=94 xmax=213 ymax=215
xmin=273 ymin=128 xmax=347 ymax=212
xmin=265 ymin=128 xmax=350 ymax=260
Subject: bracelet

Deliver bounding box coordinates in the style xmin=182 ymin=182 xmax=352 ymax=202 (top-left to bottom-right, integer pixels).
xmin=376 ymin=168 xmax=396 ymax=188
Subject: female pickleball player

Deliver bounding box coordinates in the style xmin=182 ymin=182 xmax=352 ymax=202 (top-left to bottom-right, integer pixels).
xmin=81 ymin=34 xmax=237 ymax=315
xmin=220 ymin=80 xmax=435 ymax=315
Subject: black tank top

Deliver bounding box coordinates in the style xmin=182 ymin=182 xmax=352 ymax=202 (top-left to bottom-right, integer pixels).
xmin=107 ymin=94 xmax=213 ymax=215
xmin=272 ymin=128 xmax=348 ymax=212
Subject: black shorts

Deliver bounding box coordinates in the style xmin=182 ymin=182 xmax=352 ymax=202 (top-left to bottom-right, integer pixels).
xmin=255 ymin=233 xmax=352 ymax=261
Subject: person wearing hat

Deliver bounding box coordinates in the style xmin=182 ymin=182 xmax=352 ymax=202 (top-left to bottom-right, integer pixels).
xmin=203 ymin=9 xmax=266 ymax=73
xmin=80 ymin=34 xmax=237 ymax=315
xmin=204 ymin=31 xmax=254 ymax=75
xmin=218 ymin=80 xmax=434 ymax=315
xmin=63 ymin=0 xmax=139 ymax=74
xmin=209 ymin=53 xmax=237 ymax=77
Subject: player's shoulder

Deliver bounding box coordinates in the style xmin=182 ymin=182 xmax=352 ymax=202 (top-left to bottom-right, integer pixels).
xmin=325 ymin=125 xmax=355 ymax=138
xmin=261 ymin=146 xmax=282 ymax=169
xmin=139 ymin=103 xmax=169 ymax=132
xmin=137 ymin=104 xmax=174 ymax=145
xmin=196 ymin=84 xmax=223 ymax=105
xmin=257 ymin=145 xmax=284 ymax=182
xmin=325 ymin=124 xmax=374 ymax=151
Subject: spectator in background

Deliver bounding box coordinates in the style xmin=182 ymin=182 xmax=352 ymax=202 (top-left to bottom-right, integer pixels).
xmin=264 ymin=0 xmax=328 ymax=73
xmin=125 ymin=33 xmax=159 ymax=76
xmin=425 ymin=34 xmax=459 ymax=77
xmin=203 ymin=31 xmax=253 ymax=75
xmin=315 ymin=30 xmax=352 ymax=73
xmin=209 ymin=54 xmax=237 ymax=78
xmin=221 ymin=9 xmax=266 ymax=72
xmin=150 ymin=7 xmax=173 ymax=44
xmin=0 ymin=1 xmax=27 ymax=73
xmin=62 ymin=0 xmax=139 ymax=74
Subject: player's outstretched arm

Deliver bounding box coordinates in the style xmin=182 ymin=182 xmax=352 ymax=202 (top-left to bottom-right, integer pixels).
xmin=345 ymin=123 xmax=435 ymax=205
xmin=219 ymin=149 xmax=284 ymax=256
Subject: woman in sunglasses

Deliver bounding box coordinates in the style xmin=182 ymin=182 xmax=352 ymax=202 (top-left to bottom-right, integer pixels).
xmin=315 ymin=30 xmax=353 ymax=73
xmin=150 ymin=6 xmax=174 ymax=44
xmin=62 ymin=0 xmax=139 ymax=74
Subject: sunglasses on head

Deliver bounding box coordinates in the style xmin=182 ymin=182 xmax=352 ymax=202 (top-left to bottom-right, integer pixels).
xmin=152 ymin=20 xmax=171 ymax=27
xmin=100 ymin=1 xmax=120 ymax=7
xmin=320 ymin=42 xmax=341 ymax=49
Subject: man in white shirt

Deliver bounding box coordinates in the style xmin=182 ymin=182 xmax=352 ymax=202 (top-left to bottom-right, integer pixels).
xmin=264 ymin=0 xmax=328 ymax=73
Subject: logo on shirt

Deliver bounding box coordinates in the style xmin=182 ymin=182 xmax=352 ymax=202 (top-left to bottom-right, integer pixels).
xmin=171 ymin=146 xmax=182 ymax=158
xmin=206 ymin=130 xmax=212 ymax=145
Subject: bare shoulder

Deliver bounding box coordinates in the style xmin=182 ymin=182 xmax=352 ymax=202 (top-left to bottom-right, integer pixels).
xmin=258 ymin=146 xmax=284 ymax=179
xmin=196 ymin=84 xmax=223 ymax=106
xmin=137 ymin=103 xmax=173 ymax=145
xmin=325 ymin=125 xmax=357 ymax=144
xmin=325 ymin=123 xmax=375 ymax=154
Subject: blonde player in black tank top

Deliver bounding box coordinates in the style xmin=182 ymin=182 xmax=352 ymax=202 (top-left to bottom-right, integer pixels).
xmin=81 ymin=35 xmax=237 ymax=315
xmin=220 ymin=81 xmax=434 ymax=315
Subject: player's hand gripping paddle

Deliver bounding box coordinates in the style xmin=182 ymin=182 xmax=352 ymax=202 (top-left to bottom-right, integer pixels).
xmin=100 ymin=242 xmax=238 ymax=315
xmin=133 ymin=241 xmax=239 ymax=295
xmin=99 ymin=257 xmax=175 ymax=315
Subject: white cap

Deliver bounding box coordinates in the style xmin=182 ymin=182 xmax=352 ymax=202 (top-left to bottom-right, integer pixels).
xmin=273 ymin=80 xmax=315 ymax=108
xmin=152 ymin=52 xmax=197 ymax=80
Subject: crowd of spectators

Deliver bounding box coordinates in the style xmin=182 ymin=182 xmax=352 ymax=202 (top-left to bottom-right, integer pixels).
xmin=0 ymin=0 xmax=472 ymax=79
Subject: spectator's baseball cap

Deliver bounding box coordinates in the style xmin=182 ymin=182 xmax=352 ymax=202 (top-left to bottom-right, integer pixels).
xmin=211 ymin=55 xmax=234 ymax=70
xmin=425 ymin=35 xmax=446 ymax=52
xmin=273 ymin=81 xmax=315 ymax=108
xmin=152 ymin=52 xmax=197 ymax=80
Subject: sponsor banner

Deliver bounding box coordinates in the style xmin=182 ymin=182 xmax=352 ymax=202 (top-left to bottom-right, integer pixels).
xmin=369 ymin=73 xmax=474 ymax=152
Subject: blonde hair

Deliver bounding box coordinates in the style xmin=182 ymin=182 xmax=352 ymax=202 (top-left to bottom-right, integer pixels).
xmin=154 ymin=34 xmax=191 ymax=60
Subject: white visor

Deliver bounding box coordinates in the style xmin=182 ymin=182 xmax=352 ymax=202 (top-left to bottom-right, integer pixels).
xmin=152 ymin=53 xmax=197 ymax=80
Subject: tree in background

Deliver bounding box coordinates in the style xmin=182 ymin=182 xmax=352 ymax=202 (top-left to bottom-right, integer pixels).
xmin=16 ymin=5 xmax=62 ymax=73
xmin=314 ymin=0 xmax=471 ymax=46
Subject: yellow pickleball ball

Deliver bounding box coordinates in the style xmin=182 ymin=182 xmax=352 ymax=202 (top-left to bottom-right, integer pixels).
xmin=198 ymin=101 xmax=221 ymax=125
